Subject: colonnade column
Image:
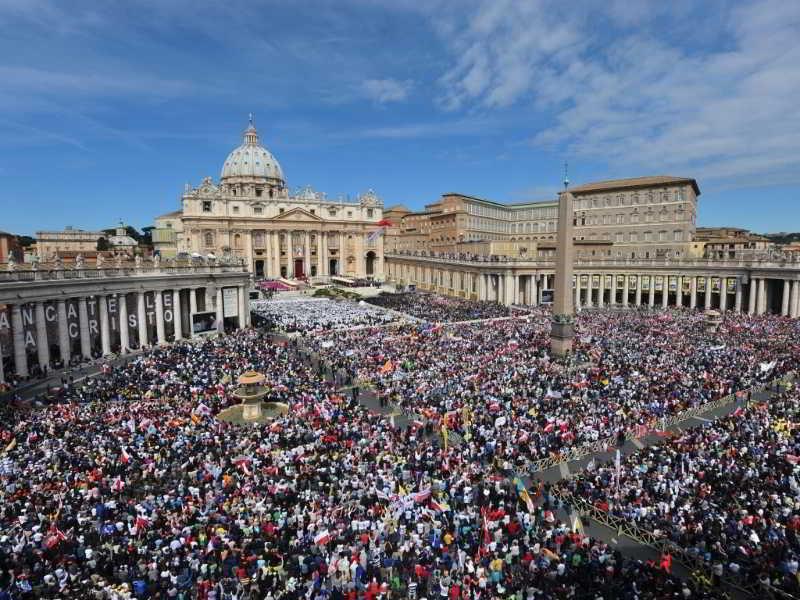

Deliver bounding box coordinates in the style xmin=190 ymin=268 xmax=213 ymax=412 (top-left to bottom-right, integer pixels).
xmin=622 ymin=275 xmax=629 ymax=307
xmin=704 ymin=277 xmax=712 ymax=310
xmin=648 ymin=278 xmax=655 ymax=307
xmin=137 ymin=292 xmax=148 ymax=347
xmin=530 ymin=275 xmax=538 ymax=306
xmin=610 ymin=274 xmax=617 ymax=305
xmin=119 ymin=294 xmax=130 ymax=353
xmin=597 ymin=277 xmax=604 ymax=308
xmin=99 ymin=295 xmax=111 ymax=356
xmin=0 ymin=341 xmax=4 ymax=383
xmin=173 ymin=290 xmax=183 ymax=340
xmin=504 ymin=273 xmax=513 ymax=306
xmin=57 ymin=299 xmax=70 ymax=365
xmin=690 ymin=276 xmax=698 ymax=310
xmin=11 ymin=305 xmax=28 ymax=378
xmin=757 ymin=278 xmax=767 ymax=315
xmin=661 ymin=278 xmax=669 ymax=308
xmin=734 ymin=280 xmax=743 ymax=313
xmin=781 ymin=280 xmax=791 ymax=316
xmin=720 ymin=279 xmax=728 ymax=312
xmin=791 ymin=281 xmax=800 ymax=319
xmin=155 ymin=291 xmax=166 ymax=344
xmin=35 ymin=302 xmax=50 ymax=370
xmin=78 ymin=297 xmax=92 ymax=359
xmin=748 ymin=279 xmax=757 ymax=315
xmin=635 ymin=276 xmax=643 ymax=306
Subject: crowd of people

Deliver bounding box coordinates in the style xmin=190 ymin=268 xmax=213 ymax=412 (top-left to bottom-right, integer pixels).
xmin=556 ymin=387 xmax=800 ymax=596
xmin=250 ymin=299 xmax=400 ymax=334
xmin=0 ymin=326 xmax=722 ymax=599
xmin=310 ymin=306 xmax=799 ymax=468
xmin=0 ymin=291 xmax=798 ymax=599
xmin=364 ymin=293 xmax=510 ymax=323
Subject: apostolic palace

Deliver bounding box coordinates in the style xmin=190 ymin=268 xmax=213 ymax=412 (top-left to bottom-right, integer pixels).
xmin=1 ymin=118 xmax=800 ymax=383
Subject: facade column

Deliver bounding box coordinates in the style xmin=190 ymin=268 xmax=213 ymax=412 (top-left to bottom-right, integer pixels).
xmin=677 ymin=276 xmax=685 ymax=308
xmin=661 ymin=277 xmax=669 ymax=308
xmin=622 ymin=275 xmax=629 ymax=307
xmin=575 ymin=274 xmax=582 ymax=309
xmin=720 ymin=278 xmax=728 ymax=312
xmin=303 ymin=231 xmax=311 ymax=278
xmin=11 ymin=304 xmax=28 ymax=378
xmin=690 ymin=277 xmax=698 ymax=309
xmin=137 ymin=292 xmax=148 ymax=348
xmin=119 ymin=294 xmax=130 ymax=353
xmin=216 ymin=287 xmax=224 ymax=333
xmin=530 ymin=275 xmax=538 ymax=306
xmin=610 ymin=274 xmax=617 ymax=306
xmin=634 ymin=276 xmax=642 ymax=306
xmin=478 ymin=274 xmax=486 ymax=301
xmin=318 ymin=232 xmax=326 ymax=277
xmin=734 ymin=279 xmax=743 ymax=313
xmin=35 ymin=302 xmax=50 ymax=371
xmin=173 ymin=289 xmax=183 ymax=340
xmin=356 ymin=234 xmax=366 ymax=277
xmin=504 ymin=273 xmax=513 ymax=306
xmin=271 ymin=232 xmax=280 ymax=278
xmin=155 ymin=291 xmax=166 ymax=344
xmin=648 ymin=277 xmax=656 ymax=307
xmin=339 ymin=232 xmax=347 ymax=276
xmin=78 ymin=297 xmax=92 ymax=359
xmin=790 ymin=280 xmax=800 ymax=318
xmin=704 ymin=277 xmax=712 ymax=310
xmin=57 ymin=299 xmax=70 ymax=365
xmin=781 ymin=280 xmax=791 ymax=316
xmin=757 ymin=278 xmax=767 ymax=315
xmin=238 ymin=285 xmax=247 ymax=329
xmin=99 ymin=295 xmax=111 ymax=356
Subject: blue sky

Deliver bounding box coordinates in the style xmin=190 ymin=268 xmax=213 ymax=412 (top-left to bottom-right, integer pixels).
xmin=1 ymin=0 xmax=798 ymax=236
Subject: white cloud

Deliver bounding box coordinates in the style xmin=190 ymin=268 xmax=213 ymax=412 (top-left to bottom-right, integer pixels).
xmin=362 ymin=78 xmax=413 ymax=103
xmin=431 ymin=0 xmax=800 ymax=186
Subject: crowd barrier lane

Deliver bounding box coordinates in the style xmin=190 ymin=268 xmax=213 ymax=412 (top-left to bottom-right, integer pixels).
xmin=552 ymin=481 xmax=799 ymax=598
xmin=529 ymin=370 xmax=796 ymax=474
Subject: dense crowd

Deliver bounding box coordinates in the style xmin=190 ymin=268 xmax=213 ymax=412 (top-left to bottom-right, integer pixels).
xmin=250 ymin=299 xmax=399 ymax=334
xmin=311 ymin=307 xmax=799 ymax=467
xmin=0 ymin=327 xmax=722 ymax=600
xmin=0 ymin=292 xmax=798 ymax=599
xmin=556 ymin=387 xmax=800 ymax=596
xmin=364 ymin=293 xmax=509 ymax=323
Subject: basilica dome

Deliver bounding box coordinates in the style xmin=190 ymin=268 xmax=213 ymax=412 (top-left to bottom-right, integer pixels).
xmin=220 ymin=120 xmax=284 ymax=183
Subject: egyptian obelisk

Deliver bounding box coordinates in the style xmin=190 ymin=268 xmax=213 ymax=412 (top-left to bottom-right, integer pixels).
xmin=550 ymin=169 xmax=575 ymax=356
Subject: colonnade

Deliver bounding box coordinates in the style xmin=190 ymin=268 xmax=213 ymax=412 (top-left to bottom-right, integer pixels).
xmin=384 ymin=260 xmax=800 ymax=317
xmin=0 ymin=284 xmax=252 ymax=382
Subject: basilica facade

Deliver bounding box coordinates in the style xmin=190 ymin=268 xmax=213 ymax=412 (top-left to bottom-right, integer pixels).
xmin=153 ymin=120 xmax=385 ymax=280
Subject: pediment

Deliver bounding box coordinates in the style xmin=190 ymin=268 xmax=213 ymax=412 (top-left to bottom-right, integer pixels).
xmin=271 ymin=207 xmax=323 ymax=222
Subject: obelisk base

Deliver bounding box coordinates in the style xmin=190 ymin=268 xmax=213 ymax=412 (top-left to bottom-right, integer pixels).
xmin=550 ymin=320 xmax=574 ymax=356
xmin=241 ymin=400 xmax=263 ymax=421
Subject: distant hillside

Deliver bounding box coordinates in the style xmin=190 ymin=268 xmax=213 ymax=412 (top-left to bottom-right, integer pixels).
xmin=761 ymin=232 xmax=800 ymax=244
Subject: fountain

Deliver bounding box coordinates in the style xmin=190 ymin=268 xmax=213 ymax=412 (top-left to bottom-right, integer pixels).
xmin=216 ymin=370 xmax=289 ymax=424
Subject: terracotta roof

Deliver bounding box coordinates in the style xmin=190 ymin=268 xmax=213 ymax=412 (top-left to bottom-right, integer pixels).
xmin=568 ymin=176 xmax=700 ymax=195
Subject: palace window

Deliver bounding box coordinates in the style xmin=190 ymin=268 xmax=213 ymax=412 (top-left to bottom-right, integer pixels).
xmin=254 ymin=206 xmax=263 ymax=215
xmin=234 ymin=234 xmax=242 ymax=249
xmin=256 ymin=189 xmax=262 ymax=197
xmin=202 ymin=201 xmax=212 ymax=213
xmin=232 ymin=205 xmax=240 ymax=214
xmin=367 ymin=209 xmax=374 ymax=218
xmin=279 ymin=208 xmax=285 ymax=214
xmin=204 ymin=231 xmax=214 ymax=247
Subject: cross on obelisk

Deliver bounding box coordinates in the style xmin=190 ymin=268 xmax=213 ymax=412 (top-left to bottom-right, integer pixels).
xmin=550 ymin=164 xmax=576 ymax=356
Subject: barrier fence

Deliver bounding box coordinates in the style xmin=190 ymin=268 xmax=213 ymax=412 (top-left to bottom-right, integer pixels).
xmin=550 ymin=486 xmax=799 ymax=599
xmin=528 ymin=370 xmax=796 ymax=473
